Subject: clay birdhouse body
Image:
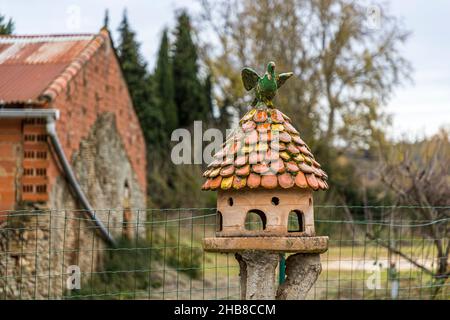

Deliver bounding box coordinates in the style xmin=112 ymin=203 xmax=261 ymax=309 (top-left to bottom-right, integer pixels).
xmin=216 ymin=188 xmax=315 ymax=237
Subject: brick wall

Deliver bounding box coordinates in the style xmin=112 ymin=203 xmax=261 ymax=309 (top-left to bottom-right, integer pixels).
xmin=0 ymin=119 xmax=22 ymax=213
xmin=47 ymin=36 xmax=147 ymax=198
xmin=21 ymin=119 xmax=49 ymax=203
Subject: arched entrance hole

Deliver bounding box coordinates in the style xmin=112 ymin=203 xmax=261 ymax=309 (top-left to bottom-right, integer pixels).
xmin=288 ymin=210 xmax=304 ymax=232
xmin=244 ymin=210 xmax=267 ymax=231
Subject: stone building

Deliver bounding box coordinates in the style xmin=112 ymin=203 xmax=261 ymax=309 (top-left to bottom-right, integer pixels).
xmin=0 ymin=29 xmax=147 ymax=298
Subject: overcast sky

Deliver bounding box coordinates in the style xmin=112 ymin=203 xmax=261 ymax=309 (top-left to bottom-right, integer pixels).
xmin=1 ymin=0 xmax=449 ymax=139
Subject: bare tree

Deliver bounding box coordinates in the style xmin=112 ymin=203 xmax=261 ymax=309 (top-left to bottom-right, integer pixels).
xmin=372 ymin=130 xmax=449 ymax=297
xmin=197 ymin=0 xmax=411 ymax=150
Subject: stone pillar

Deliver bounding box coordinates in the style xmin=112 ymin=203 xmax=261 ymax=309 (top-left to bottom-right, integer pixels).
xmin=276 ymin=253 xmax=322 ymax=300
xmin=235 ymin=251 xmax=279 ymax=300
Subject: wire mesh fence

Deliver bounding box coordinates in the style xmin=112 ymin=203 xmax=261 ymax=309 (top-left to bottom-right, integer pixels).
xmin=0 ymin=206 xmax=448 ymax=300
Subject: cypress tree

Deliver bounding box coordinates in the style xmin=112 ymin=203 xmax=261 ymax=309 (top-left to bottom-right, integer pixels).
xmin=154 ymin=29 xmax=178 ymax=134
xmin=0 ymin=13 xmax=14 ymax=35
xmin=116 ymin=10 xmax=164 ymax=148
xmin=172 ymin=11 xmax=208 ymax=127
xmin=117 ymin=10 xmax=148 ymax=113
xmin=103 ymin=9 xmax=109 ymax=29
xmin=145 ymin=75 xmax=167 ymax=149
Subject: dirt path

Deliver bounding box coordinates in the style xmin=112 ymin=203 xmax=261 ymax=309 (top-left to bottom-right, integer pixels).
xmin=323 ymin=257 xmax=434 ymax=271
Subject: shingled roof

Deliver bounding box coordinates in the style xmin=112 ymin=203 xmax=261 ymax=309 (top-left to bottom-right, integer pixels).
xmin=202 ymin=107 xmax=328 ymax=191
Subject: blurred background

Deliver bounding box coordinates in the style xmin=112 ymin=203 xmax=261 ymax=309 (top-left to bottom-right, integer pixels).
xmin=1 ymin=0 xmax=448 ymax=208
xmin=0 ymin=0 xmax=448 ymax=300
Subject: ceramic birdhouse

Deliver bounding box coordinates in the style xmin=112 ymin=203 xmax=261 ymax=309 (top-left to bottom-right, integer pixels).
xmin=202 ymin=62 xmax=329 ymax=253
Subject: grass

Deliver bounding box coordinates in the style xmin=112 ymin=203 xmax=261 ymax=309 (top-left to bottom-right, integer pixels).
xmin=65 ymin=235 xmax=204 ymax=300
xmin=312 ymin=269 xmax=448 ymax=300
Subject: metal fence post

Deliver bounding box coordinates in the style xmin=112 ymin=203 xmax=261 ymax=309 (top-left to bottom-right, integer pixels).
xmin=279 ymin=254 xmax=286 ymax=284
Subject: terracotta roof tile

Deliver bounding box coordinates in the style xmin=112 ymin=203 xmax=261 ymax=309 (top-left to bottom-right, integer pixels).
xmin=233 ymin=176 xmax=247 ymax=189
xmin=261 ymin=174 xmax=278 ymax=189
xmin=247 ymin=173 xmax=261 ymax=188
xmin=295 ymin=171 xmax=308 ymax=188
xmin=202 ymin=107 xmax=329 ymax=191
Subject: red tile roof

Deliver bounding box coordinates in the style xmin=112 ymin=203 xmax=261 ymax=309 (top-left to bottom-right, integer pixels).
xmin=202 ymin=107 xmax=329 ymax=191
xmin=0 ymin=32 xmax=108 ymax=105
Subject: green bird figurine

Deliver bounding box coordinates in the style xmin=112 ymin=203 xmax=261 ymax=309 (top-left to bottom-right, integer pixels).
xmin=241 ymin=61 xmax=293 ymax=108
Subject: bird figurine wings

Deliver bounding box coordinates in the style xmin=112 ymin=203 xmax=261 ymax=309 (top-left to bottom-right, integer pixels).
xmin=241 ymin=61 xmax=293 ymax=108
